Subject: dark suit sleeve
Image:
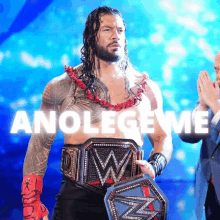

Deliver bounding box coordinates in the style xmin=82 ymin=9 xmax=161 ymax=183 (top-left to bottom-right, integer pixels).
xmin=210 ymin=110 xmax=220 ymax=132
xmin=179 ymin=101 xmax=209 ymax=144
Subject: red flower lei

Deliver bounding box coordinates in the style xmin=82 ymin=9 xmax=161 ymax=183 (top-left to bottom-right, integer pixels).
xmin=65 ymin=65 xmax=147 ymax=111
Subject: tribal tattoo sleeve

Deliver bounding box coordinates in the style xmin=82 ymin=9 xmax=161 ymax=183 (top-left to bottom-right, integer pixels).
xmin=23 ymin=73 xmax=73 ymax=177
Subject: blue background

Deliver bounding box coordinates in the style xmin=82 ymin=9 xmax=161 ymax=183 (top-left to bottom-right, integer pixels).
xmin=1 ymin=0 xmax=219 ymax=219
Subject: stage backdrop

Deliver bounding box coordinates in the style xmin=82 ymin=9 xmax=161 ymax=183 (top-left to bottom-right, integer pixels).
xmin=0 ymin=0 xmax=219 ymax=219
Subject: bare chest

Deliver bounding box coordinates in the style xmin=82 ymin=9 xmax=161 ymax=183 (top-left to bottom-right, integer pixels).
xmin=60 ymin=78 xmax=137 ymax=121
xmin=59 ymin=78 xmax=151 ymax=145
xmin=58 ymin=77 xmax=150 ymax=130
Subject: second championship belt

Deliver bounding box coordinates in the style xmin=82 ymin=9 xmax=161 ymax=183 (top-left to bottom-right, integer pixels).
xmin=104 ymin=174 xmax=168 ymax=220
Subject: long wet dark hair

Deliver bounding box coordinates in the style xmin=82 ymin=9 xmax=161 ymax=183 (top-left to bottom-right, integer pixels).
xmin=80 ymin=6 xmax=130 ymax=90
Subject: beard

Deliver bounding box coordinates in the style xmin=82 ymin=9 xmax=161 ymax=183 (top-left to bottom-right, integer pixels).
xmin=95 ymin=42 xmax=123 ymax=62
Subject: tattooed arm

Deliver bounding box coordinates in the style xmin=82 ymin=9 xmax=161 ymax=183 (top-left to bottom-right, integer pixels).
xmin=21 ymin=71 xmax=74 ymax=220
xmin=23 ymin=73 xmax=73 ymax=177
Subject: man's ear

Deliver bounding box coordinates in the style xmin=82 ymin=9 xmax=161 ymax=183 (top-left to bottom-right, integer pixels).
xmin=95 ymin=32 xmax=99 ymax=42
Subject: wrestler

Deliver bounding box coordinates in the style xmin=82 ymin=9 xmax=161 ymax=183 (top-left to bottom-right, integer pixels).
xmin=22 ymin=6 xmax=173 ymax=220
xmin=180 ymin=51 xmax=220 ymax=220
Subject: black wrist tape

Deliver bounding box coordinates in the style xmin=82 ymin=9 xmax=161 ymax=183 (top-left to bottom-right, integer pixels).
xmin=147 ymin=153 xmax=167 ymax=177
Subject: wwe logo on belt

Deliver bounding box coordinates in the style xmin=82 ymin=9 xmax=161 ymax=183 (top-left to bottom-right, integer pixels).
xmin=91 ymin=148 xmax=132 ymax=186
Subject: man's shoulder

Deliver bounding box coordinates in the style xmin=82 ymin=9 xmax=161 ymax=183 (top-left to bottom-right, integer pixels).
xmin=50 ymin=72 xmax=71 ymax=85
xmin=131 ymin=69 xmax=162 ymax=110
xmin=42 ymin=64 xmax=82 ymax=104
xmin=129 ymin=68 xmax=161 ymax=92
xmin=128 ymin=67 xmax=144 ymax=86
xmin=146 ymin=79 xmax=161 ymax=93
xmin=49 ymin=64 xmax=83 ymax=87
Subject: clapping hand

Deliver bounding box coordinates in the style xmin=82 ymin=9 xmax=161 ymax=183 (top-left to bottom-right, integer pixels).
xmin=197 ymin=71 xmax=220 ymax=112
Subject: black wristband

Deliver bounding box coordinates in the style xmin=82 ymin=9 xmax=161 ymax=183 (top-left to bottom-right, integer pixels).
xmin=147 ymin=153 xmax=167 ymax=177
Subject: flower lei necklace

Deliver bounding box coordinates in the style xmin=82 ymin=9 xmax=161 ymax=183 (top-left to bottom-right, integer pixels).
xmin=65 ymin=65 xmax=147 ymax=111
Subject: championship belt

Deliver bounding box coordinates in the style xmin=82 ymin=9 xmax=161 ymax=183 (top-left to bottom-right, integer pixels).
xmin=104 ymin=174 xmax=168 ymax=220
xmin=60 ymin=138 xmax=143 ymax=194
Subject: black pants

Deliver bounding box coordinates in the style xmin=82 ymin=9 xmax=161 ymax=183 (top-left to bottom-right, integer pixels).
xmin=205 ymin=182 xmax=220 ymax=220
xmin=52 ymin=177 xmax=108 ymax=220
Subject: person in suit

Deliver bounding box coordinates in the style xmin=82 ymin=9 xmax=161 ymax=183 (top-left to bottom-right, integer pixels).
xmin=180 ymin=51 xmax=220 ymax=220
